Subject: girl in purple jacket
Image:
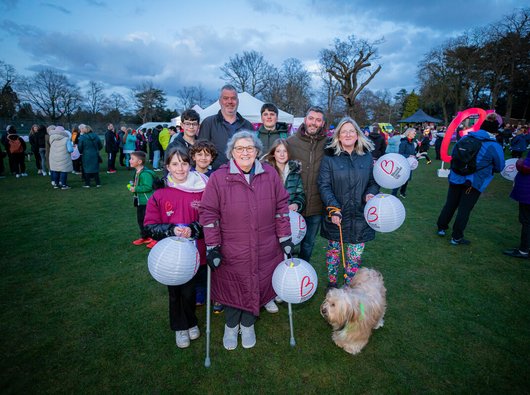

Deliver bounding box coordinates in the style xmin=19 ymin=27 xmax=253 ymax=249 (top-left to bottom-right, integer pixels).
xmin=143 ymin=146 xmax=208 ymax=348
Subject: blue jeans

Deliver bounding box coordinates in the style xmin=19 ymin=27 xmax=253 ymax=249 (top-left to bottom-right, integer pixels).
xmin=153 ymin=150 xmax=161 ymax=169
xmin=51 ymin=171 xmax=68 ymax=186
xmin=299 ymin=214 xmax=322 ymax=263
xmin=39 ymin=148 xmax=47 ymax=173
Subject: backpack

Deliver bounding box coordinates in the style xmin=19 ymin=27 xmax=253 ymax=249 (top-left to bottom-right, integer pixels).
xmin=450 ymin=135 xmax=483 ymax=176
xmin=8 ymin=138 xmax=24 ymax=154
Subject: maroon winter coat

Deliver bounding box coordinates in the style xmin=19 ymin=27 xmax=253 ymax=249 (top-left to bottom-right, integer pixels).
xmin=199 ymin=160 xmax=291 ymax=316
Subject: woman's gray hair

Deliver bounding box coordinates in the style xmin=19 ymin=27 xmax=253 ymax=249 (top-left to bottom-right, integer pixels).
xmin=225 ymin=130 xmax=264 ymax=160
xmin=327 ymin=116 xmax=374 ymax=156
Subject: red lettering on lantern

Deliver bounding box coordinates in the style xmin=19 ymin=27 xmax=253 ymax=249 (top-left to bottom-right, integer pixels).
xmin=300 ymin=276 xmax=314 ymax=298
xmin=367 ymin=207 xmax=378 ymax=223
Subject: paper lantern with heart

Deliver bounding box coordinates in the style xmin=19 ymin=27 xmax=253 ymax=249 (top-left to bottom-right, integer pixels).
xmin=373 ymin=153 xmax=411 ymax=189
xmin=272 ymin=258 xmax=318 ymax=304
xmin=148 ymin=237 xmax=200 ymax=285
xmin=501 ymin=158 xmax=518 ymax=181
xmin=364 ymin=193 xmax=406 ymax=233
xmin=289 ymin=210 xmax=307 ymax=245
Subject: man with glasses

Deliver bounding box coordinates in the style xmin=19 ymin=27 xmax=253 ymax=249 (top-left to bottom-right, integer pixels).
xmin=199 ymin=84 xmax=253 ymax=169
xmin=166 ymin=109 xmax=201 ymax=155
xmin=287 ymin=106 xmax=328 ymax=263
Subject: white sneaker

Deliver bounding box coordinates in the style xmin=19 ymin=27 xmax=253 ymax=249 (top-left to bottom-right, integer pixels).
xmin=42 ymin=171 xmax=47 ymax=176
xmin=22 ymin=173 xmax=28 ymax=176
xmin=37 ymin=169 xmax=42 ymax=175
xmin=264 ymin=300 xmax=279 ymax=313
xmin=16 ymin=174 xmax=20 ymax=178
xmin=223 ymin=324 xmax=239 ymax=350
xmin=275 ymin=296 xmax=283 ymax=303
xmin=240 ymin=324 xmax=256 ymax=349
xmin=188 ymin=325 xmax=200 ymax=340
xmin=176 ymin=330 xmax=190 ymax=348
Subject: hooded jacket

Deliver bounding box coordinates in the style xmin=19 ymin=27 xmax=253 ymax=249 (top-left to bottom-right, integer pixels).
xmin=78 ymin=132 xmax=103 ymax=173
xmin=199 ymin=160 xmax=290 ymax=316
xmin=319 ymin=147 xmax=379 ymax=244
xmin=448 ymin=129 xmax=505 ymax=192
xmin=49 ymin=129 xmax=73 ymax=172
xmin=257 ymin=122 xmax=289 ymax=153
xmin=286 ymin=124 xmax=328 ymax=217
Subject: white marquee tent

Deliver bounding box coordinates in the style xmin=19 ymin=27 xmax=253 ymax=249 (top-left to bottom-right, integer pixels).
xmin=198 ymin=92 xmax=294 ymax=124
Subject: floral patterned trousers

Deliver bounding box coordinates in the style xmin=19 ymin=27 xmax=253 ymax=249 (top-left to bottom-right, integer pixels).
xmin=326 ymin=240 xmax=365 ymax=286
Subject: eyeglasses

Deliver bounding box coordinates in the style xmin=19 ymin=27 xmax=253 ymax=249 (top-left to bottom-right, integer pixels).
xmin=183 ymin=121 xmax=199 ymax=127
xmin=339 ymin=130 xmax=357 ymax=135
xmin=233 ymin=146 xmax=256 ymax=153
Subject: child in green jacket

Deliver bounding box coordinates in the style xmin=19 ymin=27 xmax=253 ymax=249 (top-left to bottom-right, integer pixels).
xmin=129 ymin=151 xmax=156 ymax=247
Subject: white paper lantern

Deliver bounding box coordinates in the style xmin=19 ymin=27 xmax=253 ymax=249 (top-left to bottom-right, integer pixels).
xmin=272 ymin=258 xmax=318 ymax=304
xmin=364 ymin=193 xmax=406 ymax=233
xmin=373 ymin=153 xmax=411 ymax=189
xmin=289 ymin=211 xmax=307 ymax=245
xmin=501 ymin=158 xmax=518 ymax=181
xmin=147 ymin=237 xmax=200 ymax=286
xmin=407 ymin=156 xmax=418 ymax=170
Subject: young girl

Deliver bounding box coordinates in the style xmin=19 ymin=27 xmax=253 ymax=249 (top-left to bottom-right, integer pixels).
xmin=143 ymin=147 xmax=208 ymax=348
xmin=123 ymin=129 xmax=137 ymax=169
xmin=261 ymin=138 xmax=306 ymax=312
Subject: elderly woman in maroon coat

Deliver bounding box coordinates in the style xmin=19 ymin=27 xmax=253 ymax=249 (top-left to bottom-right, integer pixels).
xmin=199 ymin=130 xmax=293 ymax=351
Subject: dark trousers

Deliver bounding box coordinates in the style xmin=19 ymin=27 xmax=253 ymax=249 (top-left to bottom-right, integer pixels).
xmin=84 ymin=172 xmax=100 ymax=186
xmin=107 ymin=152 xmax=117 ymax=171
xmin=437 ymin=183 xmax=481 ymax=240
xmin=119 ymin=148 xmax=125 ymax=166
xmin=224 ymin=306 xmax=257 ymax=328
xmin=33 ymin=149 xmax=42 ymax=170
xmin=299 ymin=214 xmax=322 ymax=263
xmin=73 ymin=157 xmax=82 ymax=172
xmin=392 ymin=173 xmax=412 ymax=196
xmin=519 ymin=203 xmax=530 ymax=253
xmin=168 ymin=278 xmax=197 ymax=331
xmin=8 ymin=153 xmax=25 ymax=174
xmin=136 ymin=204 xmax=148 ymax=238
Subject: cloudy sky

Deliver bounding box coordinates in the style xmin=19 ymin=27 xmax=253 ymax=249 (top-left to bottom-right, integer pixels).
xmin=0 ymin=0 xmax=527 ymax=108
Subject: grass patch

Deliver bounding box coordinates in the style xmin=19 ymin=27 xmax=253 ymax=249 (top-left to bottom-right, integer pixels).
xmin=1 ymin=158 xmax=529 ymax=394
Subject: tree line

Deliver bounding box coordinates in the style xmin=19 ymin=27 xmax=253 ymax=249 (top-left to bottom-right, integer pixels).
xmin=0 ymin=7 xmax=527 ymax=132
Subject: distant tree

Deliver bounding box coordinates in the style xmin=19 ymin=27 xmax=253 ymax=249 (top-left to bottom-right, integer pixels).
xmin=17 ymin=102 xmax=35 ymax=119
xmin=177 ymin=86 xmax=197 ymax=110
xmin=402 ymin=91 xmax=420 ymax=119
xmin=133 ymin=81 xmax=167 ymax=123
xmin=279 ymin=58 xmax=312 ymax=116
xmin=220 ymin=50 xmax=276 ymax=97
xmin=85 ymin=81 xmax=109 ymax=119
xmin=17 ymin=69 xmax=78 ymax=121
xmin=316 ymin=71 xmax=344 ymax=125
xmin=0 ymin=60 xmax=19 ymax=120
xmin=319 ymin=35 xmax=383 ymax=117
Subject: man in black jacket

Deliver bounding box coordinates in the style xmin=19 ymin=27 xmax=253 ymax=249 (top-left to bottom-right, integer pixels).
xmin=105 ymin=123 xmax=119 ymax=173
xmin=199 ymin=84 xmax=253 ymax=169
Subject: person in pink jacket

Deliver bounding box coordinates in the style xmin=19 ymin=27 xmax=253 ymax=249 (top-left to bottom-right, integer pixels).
xmin=143 ymin=146 xmax=208 ymax=349
xmin=199 ymin=130 xmax=293 ymax=351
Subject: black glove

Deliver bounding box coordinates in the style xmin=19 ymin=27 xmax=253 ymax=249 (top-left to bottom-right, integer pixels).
xmin=280 ymin=238 xmax=295 ymax=256
xmin=206 ymin=246 xmax=222 ymax=270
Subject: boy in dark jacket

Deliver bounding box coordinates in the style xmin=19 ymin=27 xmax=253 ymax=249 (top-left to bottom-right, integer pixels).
xmin=129 ymin=151 xmax=156 ymax=246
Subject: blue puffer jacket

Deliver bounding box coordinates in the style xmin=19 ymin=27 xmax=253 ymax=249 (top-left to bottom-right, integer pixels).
xmin=448 ymin=130 xmax=505 ymax=192
xmin=510 ymin=134 xmax=528 ymax=152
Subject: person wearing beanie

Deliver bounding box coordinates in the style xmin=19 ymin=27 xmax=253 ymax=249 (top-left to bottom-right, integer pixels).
xmin=3 ymin=125 xmax=27 ymax=178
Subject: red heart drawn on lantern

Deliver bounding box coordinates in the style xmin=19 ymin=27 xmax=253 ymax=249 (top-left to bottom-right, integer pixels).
xmin=367 ymin=206 xmax=378 ymax=223
xmin=299 ymin=217 xmax=307 ymax=230
xmin=381 ymin=160 xmax=394 ymax=175
xmin=300 ymin=275 xmax=314 ymax=298
xmin=505 ymin=165 xmax=515 ymax=173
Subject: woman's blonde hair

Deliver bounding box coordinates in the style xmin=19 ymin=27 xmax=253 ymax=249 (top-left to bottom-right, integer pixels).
xmin=327 ymin=117 xmax=374 ymax=156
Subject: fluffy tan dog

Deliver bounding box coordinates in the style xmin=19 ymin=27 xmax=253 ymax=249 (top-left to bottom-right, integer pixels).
xmin=320 ymin=267 xmax=386 ymax=355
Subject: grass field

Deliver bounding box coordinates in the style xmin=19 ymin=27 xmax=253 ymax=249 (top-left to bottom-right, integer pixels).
xmin=1 ymin=156 xmax=529 ymax=394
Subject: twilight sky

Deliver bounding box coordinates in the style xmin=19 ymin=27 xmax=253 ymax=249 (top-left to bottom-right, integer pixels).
xmin=0 ymin=0 xmax=527 ymax=108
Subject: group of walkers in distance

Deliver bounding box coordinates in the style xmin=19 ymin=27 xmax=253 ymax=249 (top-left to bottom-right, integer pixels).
xmin=1 ymin=84 xmax=528 ymax=351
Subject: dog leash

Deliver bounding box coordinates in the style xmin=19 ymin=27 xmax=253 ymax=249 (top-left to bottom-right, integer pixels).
xmin=327 ymin=206 xmax=347 ymax=281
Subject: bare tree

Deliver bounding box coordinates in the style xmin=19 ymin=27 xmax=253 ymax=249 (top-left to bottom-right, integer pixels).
xmin=0 ymin=60 xmax=19 ymax=119
xmin=85 ymin=81 xmax=108 ymax=117
xmin=317 ymin=71 xmax=344 ymax=124
xmin=17 ymin=69 xmax=78 ymax=121
xmin=177 ymin=86 xmax=197 ymax=110
xmin=220 ymin=50 xmax=276 ymax=97
xmin=320 ymin=35 xmax=383 ymax=117
xmin=133 ymin=81 xmax=167 ymax=123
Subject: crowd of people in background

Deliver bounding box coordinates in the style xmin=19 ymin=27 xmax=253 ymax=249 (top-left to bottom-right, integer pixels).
xmin=1 ymin=84 xmax=529 ymax=351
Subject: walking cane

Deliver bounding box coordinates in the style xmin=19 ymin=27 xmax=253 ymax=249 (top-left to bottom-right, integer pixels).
xmin=204 ymin=265 xmax=211 ymax=368
xmin=284 ymin=253 xmax=296 ymax=347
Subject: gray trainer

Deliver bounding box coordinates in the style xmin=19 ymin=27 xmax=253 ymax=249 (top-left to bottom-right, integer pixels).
xmin=188 ymin=325 xmax=200 ymax=340
xmin=223 ymin=324 xmax=239 ymax=350
xmin=240 ymin=324 xmax=256 ymax=349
